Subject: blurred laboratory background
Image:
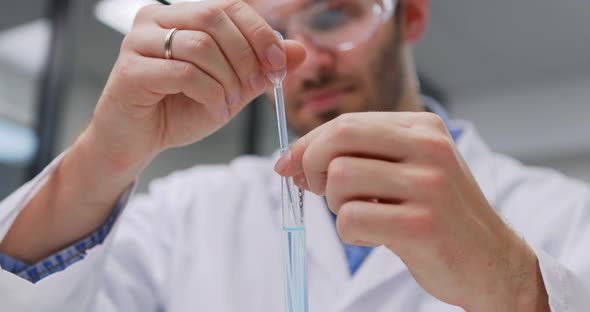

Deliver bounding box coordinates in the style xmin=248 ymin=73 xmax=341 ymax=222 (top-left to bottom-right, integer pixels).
xmin=0 ymin=0 xmax=589 ymax=197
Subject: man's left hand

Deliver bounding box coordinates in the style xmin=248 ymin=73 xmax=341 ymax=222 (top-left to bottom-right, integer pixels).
xmin=274 ymin=112 xmax=549 ymax=312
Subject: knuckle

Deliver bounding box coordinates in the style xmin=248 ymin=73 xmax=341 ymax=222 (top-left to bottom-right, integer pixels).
xmin=405 ymin=207 xmax=435 ymax=236
xmin=414 ymin=169 xmax=447 ymax=190
xmin=301 ymin=151 xmax=313 ymax=178
xmin=209 ymin=82 xmax=226 ymax=101
xmin=417 ymin=112 xmax=445 ymax=129
xmin=336 ymin=203 xmax=359 ymax=241
xmin=187 ymin=32 xmax=215 ymax=54
xmin=134 ymin=4 xmax=158 ymax=25
xmin=331 ymin=114 xmax=359 ymax=139
xmin=175 ymin=63 xmax=196 ymax=81
xmin=327 ymin=157 xmax=350 ymax=184
xmin=197 ymin=6 xmax=225 ymax=26
xmin=249 ymin=20 xmax=270 ymax=40
xmin=116 ymin=56 xmax=138 ymax=81
xmin=224 ymin=0 xmax=246 ymax=14
xmin=236 ymin=44 xmax=256 ymax=67
xmin=216 ymin=85 xmax=227 ymax=102
xmin=120 ymin=28 xmax=143 ymax=52
xmin=419 ymin=133 xmax=454 ymax=158
xmin=336 ymin=113 xmax=357 ymax=124
xmin=120 ymin=34 xmax=134 ymax=52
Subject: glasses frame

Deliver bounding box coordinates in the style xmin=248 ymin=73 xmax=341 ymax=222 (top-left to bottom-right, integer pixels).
xmin=270 ymin=0 xmax=398 ymax=52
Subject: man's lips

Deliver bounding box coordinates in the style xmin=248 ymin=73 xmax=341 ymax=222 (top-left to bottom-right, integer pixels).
xmin=302 ymin=86 xmax=354 ymax=113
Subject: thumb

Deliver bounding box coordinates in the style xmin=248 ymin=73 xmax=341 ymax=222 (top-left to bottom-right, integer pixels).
xmin=284 ymin=40 xmax=307 ymax=73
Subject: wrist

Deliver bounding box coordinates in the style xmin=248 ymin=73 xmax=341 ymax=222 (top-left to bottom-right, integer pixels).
xmin=513 ymin=249 xmax=550 ymax=312
xmin=0 ymin=122 xmax=151 ymax=263
xmin=78 ymin=121 xmax=155 ymax=178
xmin=62 ymin=123 xmax=153 ymax=209
xmin=464 ymin=235 xmax=549 ymax=312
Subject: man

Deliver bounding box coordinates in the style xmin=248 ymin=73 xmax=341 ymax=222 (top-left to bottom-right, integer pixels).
xmin=0 ymin=0 xmax=589 ymax=311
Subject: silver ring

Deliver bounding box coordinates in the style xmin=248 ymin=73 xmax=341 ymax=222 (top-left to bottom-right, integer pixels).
xmin=164 ymin=28 xmax=179 ymax=60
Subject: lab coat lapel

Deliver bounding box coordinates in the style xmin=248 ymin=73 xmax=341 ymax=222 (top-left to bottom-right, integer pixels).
xmin=305 ymin=192 xmax=350 ymax=286
xmin=301 ymin=192 xmax=408 ymax=306
xmin=450 ymin=121 xmax=500 ymax=208
xmin=336 ymin=244 xmax=408 ymax=309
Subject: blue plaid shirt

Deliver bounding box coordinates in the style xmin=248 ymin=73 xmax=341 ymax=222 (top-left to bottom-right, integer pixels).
xmin=0 ymin=192 xmax=127 ymax=283
xmin=0 ymin=97 xmax=461 ymax=282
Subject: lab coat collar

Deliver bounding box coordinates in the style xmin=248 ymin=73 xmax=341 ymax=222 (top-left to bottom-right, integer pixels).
xmin=305 ymin=192 xmax=351 ymax=286
xmin=449 ymin=120 xmax=500 ymax=207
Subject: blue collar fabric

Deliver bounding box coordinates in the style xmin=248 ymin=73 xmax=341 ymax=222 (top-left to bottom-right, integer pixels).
xmin=331 ymin=97 xmax=462 ymax=276
xmin=422 ymin=95 xmax=463 ymax=142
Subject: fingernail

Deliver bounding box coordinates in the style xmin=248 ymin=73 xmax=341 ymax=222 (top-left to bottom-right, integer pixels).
xmin=274 ymin=150 xmax=292 ymax=174
xmin=249 ymin=71 xmax=266 ymax=93
xmin=265 ymin=44 xmax=285 ymax=70
xmin=226 ymin=91 xmax=241 ymax=108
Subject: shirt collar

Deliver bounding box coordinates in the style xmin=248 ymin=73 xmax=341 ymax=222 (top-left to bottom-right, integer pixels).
xmin=422 ymin=95 xmax=463 ymax=142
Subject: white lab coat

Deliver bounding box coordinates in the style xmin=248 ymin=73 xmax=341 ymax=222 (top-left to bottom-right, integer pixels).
xmin=1 ymin=121 xmax=590 ymax=312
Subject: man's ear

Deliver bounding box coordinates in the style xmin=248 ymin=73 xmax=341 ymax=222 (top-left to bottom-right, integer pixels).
xmin=400 ymin=0 xmax=430 ymax=43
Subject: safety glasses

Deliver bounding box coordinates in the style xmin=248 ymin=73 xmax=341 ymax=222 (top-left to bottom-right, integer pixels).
xmin=155 ymin=0 xmax=397 ymax=52
xmin=263 ymin=0 xmax=397 ymax=51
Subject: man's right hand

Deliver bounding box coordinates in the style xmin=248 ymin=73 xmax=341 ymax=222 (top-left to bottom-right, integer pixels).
xmin=90 ymin=0 xmax=306 ymax=172
xmin=0 ymin=0 xmax=305 ymax=264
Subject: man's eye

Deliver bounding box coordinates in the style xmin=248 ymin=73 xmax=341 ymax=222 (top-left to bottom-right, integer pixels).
xmin=308 ymin=1 xmax=364 ymax=32
xmin=310 ymin=9 xmax=349 ymax=31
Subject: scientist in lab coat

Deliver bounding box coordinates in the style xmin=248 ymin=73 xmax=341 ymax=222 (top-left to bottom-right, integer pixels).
xmin=1 ymin=0 xmax=590 ymax=311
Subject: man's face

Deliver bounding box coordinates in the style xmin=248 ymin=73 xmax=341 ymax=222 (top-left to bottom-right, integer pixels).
xmin=253 ymin=0 xmax=406 ymax=137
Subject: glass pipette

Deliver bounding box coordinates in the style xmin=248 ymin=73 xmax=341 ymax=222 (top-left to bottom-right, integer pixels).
xmin=267 ymin=31 xmax=309 ymax=312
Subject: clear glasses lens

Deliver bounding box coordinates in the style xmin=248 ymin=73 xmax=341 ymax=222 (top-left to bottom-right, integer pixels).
xmin=270 ymin=0 xmax=395 ymax=51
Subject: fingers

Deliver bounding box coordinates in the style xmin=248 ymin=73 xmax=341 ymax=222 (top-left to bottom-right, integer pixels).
xmin=222 ymin=0 xmax=287 ymax=71
xmin=127 ymin=25 xmax=305 ymax=103
xmin=335 ymin=200 xmax=429 ymax=248
xmin=151 ymin=1 xmax=284 ymax=79
xmin=128 ymin=27 xmax=244 ymax=107
xmin=128 ymin=1 xmax=306 ymax=110
xmin=324 ymin=157 xmax=412 ymax=215
xmin=277 ymin=114 xmax=417 ymax=194
xmin=336 ymin=200 xmax=402 ymax=246
xmin=283 ymin=40 xmax=307 ymax=73
xmin=135 ymin=3 xmax=261 ymax=104
xmin=275 ymin=112 xmax=458 ymax=196
xmin=116 ymin=55 xmax=228 ymax=120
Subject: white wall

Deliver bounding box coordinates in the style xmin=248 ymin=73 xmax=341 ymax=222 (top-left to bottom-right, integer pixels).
xmin=449 ymin=73 xmax=590 ymax=183
xmin=0 ymin=62 xmax=37 ymax=126
xmin=533 ymin=155 xmax=590 ymax=184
